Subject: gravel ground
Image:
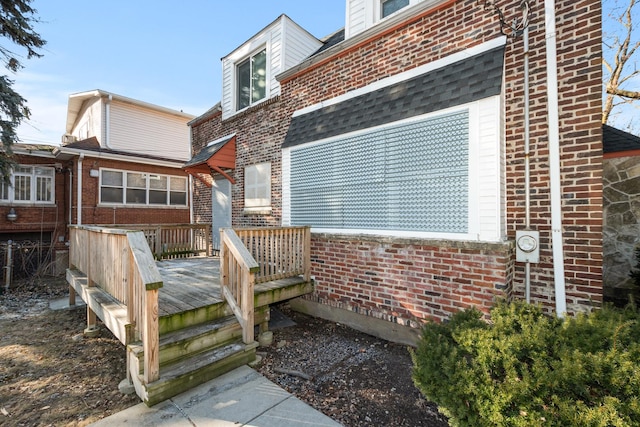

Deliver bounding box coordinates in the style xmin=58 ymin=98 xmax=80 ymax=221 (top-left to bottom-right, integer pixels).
xmin=256 ymin=303 xmax=449 ymax=427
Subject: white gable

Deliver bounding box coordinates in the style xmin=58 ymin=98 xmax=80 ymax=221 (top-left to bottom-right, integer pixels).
xmin=221 ymin=15 xmax=323 ymax=120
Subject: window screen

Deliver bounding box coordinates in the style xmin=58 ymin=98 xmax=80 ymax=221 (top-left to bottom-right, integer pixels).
xmin=289 ymin=110 xmax=469 ymax=233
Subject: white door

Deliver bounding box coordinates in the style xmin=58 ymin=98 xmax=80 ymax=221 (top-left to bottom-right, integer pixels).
xmin=212 ymin=177 xmax=231 ymax=252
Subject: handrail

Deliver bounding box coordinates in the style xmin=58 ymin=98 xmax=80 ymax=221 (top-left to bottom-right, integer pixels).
xmin=69 ymin=225 xmax=163 ymax=384
xmin=234 ymin=226 xmax=311 ymax=284
xmin=110 ymin=223 xmax=211 ymax=260
xmin=219 ymin=228 xmax=259 ymax=344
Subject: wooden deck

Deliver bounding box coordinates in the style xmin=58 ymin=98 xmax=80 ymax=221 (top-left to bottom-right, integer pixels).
xmin=156 ymin=256 xmax=310 ymax=317
xmin=67 ymin=225 xmax=312 ymax=405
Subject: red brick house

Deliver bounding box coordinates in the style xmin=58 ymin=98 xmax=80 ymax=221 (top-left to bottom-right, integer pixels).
xmin=189 ymin=0 xmax=602 ymax=342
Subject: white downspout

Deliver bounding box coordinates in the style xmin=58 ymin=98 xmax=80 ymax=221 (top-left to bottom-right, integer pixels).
xmin=544 ymin=0 xmax=567 ymax=316
xmin=77 ymin=154 xmax=84 ymax=225
xmin=68 ymin=168 xmax=73 ymax=225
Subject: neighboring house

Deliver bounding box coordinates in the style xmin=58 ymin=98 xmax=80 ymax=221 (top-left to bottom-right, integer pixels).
xmin=54 ymin=90 xmax=195 ymax=226
xmin=189 ymin=0 xmax=602 ymax=340
xmin=0 ymin=90 xmax=195 ymax=281
xmin=0 ymin=144 xmax=68 ymax=276
xmin=602 ymin=124 xmax=640 ymax=304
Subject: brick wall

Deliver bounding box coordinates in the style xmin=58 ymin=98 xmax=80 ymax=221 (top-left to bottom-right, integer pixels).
xmin=191 ymin=0 xmax=603 ymax=324
xmin=0 ymin=155 xmax=67 ymax=246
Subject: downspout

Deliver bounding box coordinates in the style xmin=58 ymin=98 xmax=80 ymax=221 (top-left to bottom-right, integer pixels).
xmin=68 ymin=168 xmax=73 ymax=225
xmin=105 ymin=94 xmax=113 ymax=149
xmin=544 ymin=0 xmax=567 ymax=316
xmin=523 ymin=25 xmax=531 ymax=303
xmin=77 ymin=154 xmax=84 ymax=225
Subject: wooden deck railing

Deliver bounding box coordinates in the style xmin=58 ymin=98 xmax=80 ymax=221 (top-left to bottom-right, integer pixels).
xmin=220 ymin=226 xmax=311 ymax=343
xmin=220 ymin=228 xmax=259 ymax=344
xmin=235 ymin=226 xmax=311 ymax=284
xmin=112 ymin=224 xmax=211 ymax=260
xmin=69 ymin=225 xmax=163 ymax=385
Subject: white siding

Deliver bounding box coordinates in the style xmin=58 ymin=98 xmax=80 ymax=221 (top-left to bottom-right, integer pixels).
xmin=221 ymin=15 xmax=321 ymax=120
xmin=281 ymin=18 xmax=323 ymax=71
xmin=71 ymin=98 xmax=102 ymax=142
xmin=108 ymin=100 xmax=191 ymax=161
xmin=475 ymin=96 xmax=503 ymax=242
xmin=345 ymin=0 xmax=369 ymax=39
xmin=345 ymin=0 xmax=433 ymax=40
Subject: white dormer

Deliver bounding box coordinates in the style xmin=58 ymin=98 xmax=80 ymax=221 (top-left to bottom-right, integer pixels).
xmin=221 ymin=14 xmax=323 ymax=120
xmin=345 ymin=0 xmax=426 ymax=39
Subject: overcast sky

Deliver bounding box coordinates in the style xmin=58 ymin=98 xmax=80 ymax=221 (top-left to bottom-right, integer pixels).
xmin=12 ymin=0 xmax=346 ymax=145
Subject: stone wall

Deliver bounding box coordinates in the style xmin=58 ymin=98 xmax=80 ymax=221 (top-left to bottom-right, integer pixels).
xmin=603 ymin=154 xmax=640 ymax=303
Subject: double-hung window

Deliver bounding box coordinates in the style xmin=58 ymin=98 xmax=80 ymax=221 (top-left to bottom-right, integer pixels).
xmin=0 ymin=165 xmax=54 ymax=204
xmin=236 ymin=48 xmax=267 ymax=111
xmin=99 ymin=168 xmax=187 ymax=207
xmin=244 ymin=162 xmax=271 ymax=212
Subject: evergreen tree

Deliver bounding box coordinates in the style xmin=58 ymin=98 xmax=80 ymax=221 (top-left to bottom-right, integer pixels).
xmin=0 ymin=0 xmax=46 ymax=182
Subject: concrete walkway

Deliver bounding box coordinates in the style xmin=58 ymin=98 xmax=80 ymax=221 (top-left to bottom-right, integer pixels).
xmin=90 ymin=365 xmax=342 ymax=427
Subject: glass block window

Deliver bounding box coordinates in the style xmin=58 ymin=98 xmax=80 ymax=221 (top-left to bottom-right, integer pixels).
xmin=237 ymin=48 xmax=267 ymax=110
xmin=382 ymin=0 xmax=409 ymax=17
xmin=289 ymin=110 xmax=469 ymax=233
xmin=99 ymin=168 xmax=187 ymax=207
xmin=0 ymin=165 xmax=55 ymax=204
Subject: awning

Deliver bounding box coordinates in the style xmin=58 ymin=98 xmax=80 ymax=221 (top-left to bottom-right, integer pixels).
xmin=183 ymin=134 xmax=236 ymax=186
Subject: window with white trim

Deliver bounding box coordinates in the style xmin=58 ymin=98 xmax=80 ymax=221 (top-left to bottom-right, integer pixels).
xmin=236 ymin=48 xmax=267 ymax=111
xmin=287 ymin=110 xmax=470 ymax=234
xmin=244 ymin=162 xmax=271 ymax=210
xmin=0 ymin=165 xmax=54 ymax=204
xmin=99 ymin=169 xmax=187 ymax=206
xmin=381 ymin=0 xmax=409 ymax=17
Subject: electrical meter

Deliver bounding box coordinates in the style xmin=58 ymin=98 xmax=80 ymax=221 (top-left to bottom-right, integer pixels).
xmin=516 ymin=230 xmax=540 ymax=263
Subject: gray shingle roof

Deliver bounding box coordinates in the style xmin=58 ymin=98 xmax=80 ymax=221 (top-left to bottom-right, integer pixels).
xmin=603 ymin=124 xmax=640 ymax=154
xmin=283 ymin=45 xmax=505 ymax=149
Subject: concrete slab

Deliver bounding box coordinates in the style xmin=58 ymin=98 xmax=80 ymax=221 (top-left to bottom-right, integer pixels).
xmin=49 ymin=296 xmax=85 ymax=311
xmin=89 ymin=366 xmax=342 ymax=427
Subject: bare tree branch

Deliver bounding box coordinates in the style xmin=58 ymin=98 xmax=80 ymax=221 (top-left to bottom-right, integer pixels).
xmin=603 ymin=0 xmax=640 ymax=126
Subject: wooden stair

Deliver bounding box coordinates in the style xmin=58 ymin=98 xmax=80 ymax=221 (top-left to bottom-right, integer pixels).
xmin=127 ymin=305 xmax=270 ymax=406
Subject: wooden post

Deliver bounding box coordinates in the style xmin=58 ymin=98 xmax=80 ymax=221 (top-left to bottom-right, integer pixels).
xmin=303 ymin=226 xmax=311 ymax=282
xmin=143 ymin=287 xmax=160 ymax=384
xmin=241 ymin=268 xmax=255 ymax=344
xmin=155 ymin=226 xmax=162 ymax=259
xmin=69 ymin=286 xmax=76 ymax=306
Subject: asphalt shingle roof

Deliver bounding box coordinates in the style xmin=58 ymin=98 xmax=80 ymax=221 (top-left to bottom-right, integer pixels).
xmin=283 ymin=45 xmax=505 ymax=148
xmin=603 ymin=124 xmax=640 ymax=154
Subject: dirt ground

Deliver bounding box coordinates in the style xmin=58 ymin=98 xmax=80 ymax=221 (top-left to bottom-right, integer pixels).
xmin=0 ymin=277 xmax=448 ymax=427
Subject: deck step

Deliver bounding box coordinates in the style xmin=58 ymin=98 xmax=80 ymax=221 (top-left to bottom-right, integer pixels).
xmin=133 ymin=340 xmax=258 ymax=406
xmin=130 ymin=315 xmax=244 ymax=371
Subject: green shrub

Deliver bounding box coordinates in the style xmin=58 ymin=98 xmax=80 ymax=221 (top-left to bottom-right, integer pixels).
xmin=411 ymin=301 xmax=640 ymax=426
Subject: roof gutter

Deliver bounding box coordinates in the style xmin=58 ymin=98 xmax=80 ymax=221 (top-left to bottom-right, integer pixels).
xmin=52 ymin=146 xmax=186 ymax=168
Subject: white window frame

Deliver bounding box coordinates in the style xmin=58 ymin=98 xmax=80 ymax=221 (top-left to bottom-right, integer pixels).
xmin=244 ymin=162 xmax=271 ymax=214
xmin=0 ymin=165 xmax=55 ymax=205
xmin=381 ymin=0 xmax=410 ymax=18
xmin=98 ymin=168 xmax=188 ymax=207
xmin=283 ymin=97 xmax=503 ymax=242
xmin=235 ymin=46 xmax=267 ymax=112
